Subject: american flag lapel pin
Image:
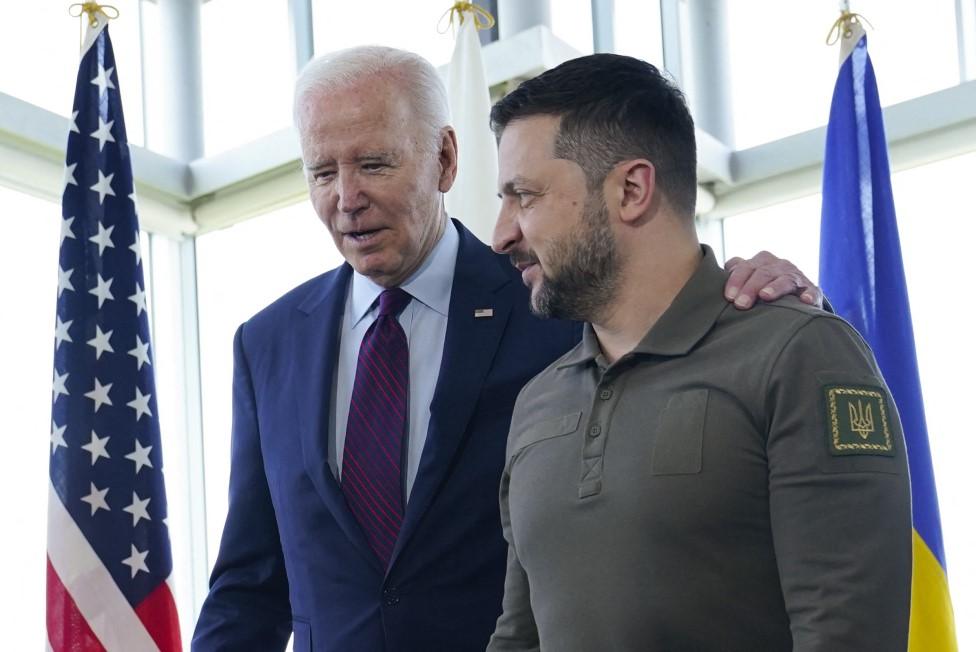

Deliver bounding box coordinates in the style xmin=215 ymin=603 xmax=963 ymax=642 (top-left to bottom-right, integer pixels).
xmin=474 ymin=308 xmax=494 ymax=318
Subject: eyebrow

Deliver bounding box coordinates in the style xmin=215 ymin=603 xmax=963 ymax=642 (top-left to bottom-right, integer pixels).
xmin=304 ymin=151 xmax=398 ymax=172
xmin=499 ymin=175 xmax=535 ymax=195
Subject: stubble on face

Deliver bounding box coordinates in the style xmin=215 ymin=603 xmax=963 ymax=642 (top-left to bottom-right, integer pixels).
xmin=527 ymin=194 xmax=621 ymax=322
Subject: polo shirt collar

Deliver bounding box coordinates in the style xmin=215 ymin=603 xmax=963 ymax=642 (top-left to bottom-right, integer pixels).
xmin=557 ymin=244 xmax=729 ymax=367
xmin=632 ymin=244 xmax=728 ymax=356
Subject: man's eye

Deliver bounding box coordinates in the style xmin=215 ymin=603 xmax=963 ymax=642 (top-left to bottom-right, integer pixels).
xmin=313 ymin=170 xmax=335 ymax=182
xmin=515 ymin=192 xmax=535 ymax=207
xmin=363 ymin=163 xmax=388 ymax=172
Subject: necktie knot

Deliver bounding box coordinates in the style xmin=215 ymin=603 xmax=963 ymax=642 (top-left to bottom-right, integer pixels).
xmin=378 ymin=288 xmax=411 ymax=318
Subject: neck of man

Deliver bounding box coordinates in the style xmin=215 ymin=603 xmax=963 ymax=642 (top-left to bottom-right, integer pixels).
xmin=592 ymin=217 xmax=701 ymax=365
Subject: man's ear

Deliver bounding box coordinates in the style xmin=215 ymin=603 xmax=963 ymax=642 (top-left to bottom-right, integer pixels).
xmin=611 ymin=159 xmax=655 ymax=224
xmin=438 ymin=127 xmax=460 ymax=193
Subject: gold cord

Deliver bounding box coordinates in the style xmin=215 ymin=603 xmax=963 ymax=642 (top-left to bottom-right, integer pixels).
xmin=438 ymin=2 xmax=496 ymax=35
xmin=826 ymin=10 xmax=874 ymax=45
xmin=69 ymin=2 xmax=119 ymax=28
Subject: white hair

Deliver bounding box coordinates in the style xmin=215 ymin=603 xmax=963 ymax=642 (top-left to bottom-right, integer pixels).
xmin=293 ymin=45 xmax=450 ymax=152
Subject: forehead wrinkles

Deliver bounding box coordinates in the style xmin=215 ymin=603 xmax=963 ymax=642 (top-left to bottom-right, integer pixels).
xmin=301 ymin=90 xmax=414 ymax=162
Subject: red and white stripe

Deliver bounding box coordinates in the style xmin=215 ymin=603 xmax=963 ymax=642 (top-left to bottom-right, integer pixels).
xmin=46 ymin=482 xmax=181 ymax=651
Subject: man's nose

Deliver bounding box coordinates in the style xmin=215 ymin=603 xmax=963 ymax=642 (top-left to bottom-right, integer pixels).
xmin=336 ymin=171 xmax=368 ymax=214
xmin=492 ymin=202 xmax=521 ymax=254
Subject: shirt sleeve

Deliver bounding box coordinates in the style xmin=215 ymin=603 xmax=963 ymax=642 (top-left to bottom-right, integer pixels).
xmin=487 ymin=461 xmax=541 ymax=652
xmin=764 ymin=314 xmax=912 ymax=651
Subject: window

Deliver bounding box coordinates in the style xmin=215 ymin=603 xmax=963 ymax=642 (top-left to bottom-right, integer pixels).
xmin=551 ymin=0 xmax=594 ymax=55
xmin=196 ymin=201 xmax=342 ymax=559
xmin=200 ymin=0 xmax=295 ymax=155
xmin=313 ymin=0 xmax=457 ymax=67
xmin=726 ymin=0 xmax=960 ymax=148
xmin=0 ymin=0 xmax=146 ymax=146
xmin=0 ymin=188 xmax=61 ymax=650
xmin=613 ymin=0 xmax=664 ymax=66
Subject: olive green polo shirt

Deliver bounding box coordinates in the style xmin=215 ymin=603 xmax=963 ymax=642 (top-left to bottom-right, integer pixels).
xmin=488 ymin=246 xmax=912 ymax=652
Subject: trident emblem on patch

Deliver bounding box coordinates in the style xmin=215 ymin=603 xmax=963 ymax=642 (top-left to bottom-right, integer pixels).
xmin=849 ymin=400 xmax=875 ymax=440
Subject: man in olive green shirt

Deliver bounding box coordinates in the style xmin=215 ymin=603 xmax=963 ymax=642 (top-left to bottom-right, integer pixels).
xmin=486 ymin=54 xmax=912 ymax=651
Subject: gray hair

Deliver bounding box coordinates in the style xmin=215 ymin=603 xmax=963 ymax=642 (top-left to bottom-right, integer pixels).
xmin=293 ymin=45 xmax=450 ymax=152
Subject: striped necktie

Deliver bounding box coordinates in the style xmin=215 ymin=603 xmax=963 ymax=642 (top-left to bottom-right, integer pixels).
xmin=341 ymin=287 xmax=411 ymax=566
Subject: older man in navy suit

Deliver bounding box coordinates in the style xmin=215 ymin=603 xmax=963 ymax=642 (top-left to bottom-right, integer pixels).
xmin=191 ymin=46 xmax=820 ymax=651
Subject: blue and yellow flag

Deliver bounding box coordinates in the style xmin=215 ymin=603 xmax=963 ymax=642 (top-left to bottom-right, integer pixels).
xmin=819 ymin=15 xmax=956 ymax=651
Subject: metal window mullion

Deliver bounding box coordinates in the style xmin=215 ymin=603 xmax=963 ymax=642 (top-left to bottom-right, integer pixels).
xmin=591 ymin=0 xmax=615 ymax=53
xmin=957 ymin=0 xmax=976 ymax=81
xmin=289 ymin=0 xmax=314 ymax=73
xmin=659 ymin=0 xmax=683 ymax=87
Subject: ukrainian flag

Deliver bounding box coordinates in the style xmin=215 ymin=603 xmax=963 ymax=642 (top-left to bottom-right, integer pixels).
xmin=818 ymin=15 xmax=957 ymax=651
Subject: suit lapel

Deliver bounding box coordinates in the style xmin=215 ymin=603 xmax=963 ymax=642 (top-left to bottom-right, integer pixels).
xmin=292 ymin=264 xmax=384 ymax=572
xmin=390 ymin=222 xmax=514 ymax=569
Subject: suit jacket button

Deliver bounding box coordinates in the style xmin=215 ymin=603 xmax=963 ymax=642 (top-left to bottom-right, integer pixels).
xmin=383 ymin=587 xmax=400 ymax=606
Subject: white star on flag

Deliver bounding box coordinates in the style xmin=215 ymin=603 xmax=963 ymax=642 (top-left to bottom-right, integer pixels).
xmin=54 ymin=316 xmax=73 ymax=349
xmin=122 ymin=544 xmax=150 ymax=578
xmin=123 ymin=492 xmax=151 ymax=526
xmin=90 ymin=170 xmax=116 ymax=204
xmin=81 ymin=482 xmax=111 ymax=515
xmin=50 ymin=421 xmax=68 ymax=454
xmin=87 ymin=325 xmax=115 ymax=359
xmin=81 ymin=430 xmax=111 ymax=465
xmin=89 ymin=273 xmax=115 ymax=308
xmin=127 ymin=387 xmax=153 ymax=421
xmin=89 ymin=221 xmax=115 ymax=256
xmin=84 ymin=378 xmax=113 ymax=412
xmin=69 ymin=110 xmax=80 ymax=134
xmin=90 ymin=64 xmax=116 ymax=95
xmin=90 ymin=117 xmax=116 ymax=151
xmin=60 ymin=216 xmax=77 ymax=245
xmin=129 ymin=284 xmax=147 ymax=315
xmin=125 ymin=440 xmax=154 ymax=473
xmin=63 ymin=162 xmax=78 ymax=191
xmin=52 ymin=371 xmax=69 ymax=400
xmin=129 ymin=231 xmax=142 ymax=265
xmin=128 ymin=335 xmax=151 ymax=369
xmin=57 ymin=266 xmax=75 ymax=297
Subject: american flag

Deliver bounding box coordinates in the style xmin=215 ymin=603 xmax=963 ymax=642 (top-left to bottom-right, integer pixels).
xmin=47 ymin=11 xmax=181 ymax=651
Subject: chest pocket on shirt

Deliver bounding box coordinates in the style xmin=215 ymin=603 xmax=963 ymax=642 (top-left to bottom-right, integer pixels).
xmin=651 ymin=389 xmax=708 ymax=475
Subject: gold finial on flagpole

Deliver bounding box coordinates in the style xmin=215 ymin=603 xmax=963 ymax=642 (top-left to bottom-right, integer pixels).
xmin=69 ymin=2 xmax=120 ymax=28
xmin=826 ymin=9 xmax=874 ymax=46
xmin=438 ymin=2 xmax=496 ymax=34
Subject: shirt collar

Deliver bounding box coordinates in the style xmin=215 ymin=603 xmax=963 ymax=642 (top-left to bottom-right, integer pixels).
xmin=348 ymin=219 xmax=459 ymax=328
xmin=557 ymin=245 xmax=729 ymax=368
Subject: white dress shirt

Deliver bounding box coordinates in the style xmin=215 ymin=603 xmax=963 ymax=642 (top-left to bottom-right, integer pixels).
xmin=332 ymin=221 xmax=459 ymax=500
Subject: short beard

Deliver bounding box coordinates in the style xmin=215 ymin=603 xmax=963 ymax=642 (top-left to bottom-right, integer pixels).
xmin=531 ymin=196 xmax=620 ymax=322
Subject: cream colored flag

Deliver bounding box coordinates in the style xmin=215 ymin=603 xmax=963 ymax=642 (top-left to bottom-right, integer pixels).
xmin=444 ymin=4 xmax=501 ymax=243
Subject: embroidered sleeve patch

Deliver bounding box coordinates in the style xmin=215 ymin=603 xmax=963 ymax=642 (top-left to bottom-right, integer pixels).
xmin=823 ymin=385 xmax=895 ymax=456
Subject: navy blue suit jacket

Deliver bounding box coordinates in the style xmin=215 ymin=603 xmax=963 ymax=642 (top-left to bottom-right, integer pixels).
xmin=192 ymin=220 xmax=580 ymax=651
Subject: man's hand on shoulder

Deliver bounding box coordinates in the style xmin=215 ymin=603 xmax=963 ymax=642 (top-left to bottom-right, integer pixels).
xmin=723 ymin=250 xmax=823 ymax=310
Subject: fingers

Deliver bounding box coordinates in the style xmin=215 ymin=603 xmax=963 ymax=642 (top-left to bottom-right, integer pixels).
xmin=723 ymin=256 xmax=746 ymax=272
xmin=732 ymin=267 xmax=780 ymax=309
xmin=724 ymin=258 xmax=753 ymax=302
xmin=723 ymin=251 xmax=824 ymax=310
xmin=799 ymin=286 xmax=824 ymax=308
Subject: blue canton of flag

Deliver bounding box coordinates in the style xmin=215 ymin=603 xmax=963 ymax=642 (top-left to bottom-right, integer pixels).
xmin=47 ymin=10 xmax=181 ymax=652
xmin=819 ymin=17 xmax=956 ymax=651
